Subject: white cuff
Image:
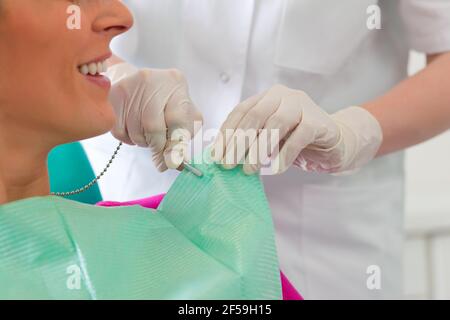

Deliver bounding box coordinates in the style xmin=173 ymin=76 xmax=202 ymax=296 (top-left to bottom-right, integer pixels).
xmin=331 ymin=106 xmax=383 ymax=172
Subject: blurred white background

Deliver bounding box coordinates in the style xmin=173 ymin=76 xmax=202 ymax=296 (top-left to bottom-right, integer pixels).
xmin=404 ymin=52 xmax=450 ymax=299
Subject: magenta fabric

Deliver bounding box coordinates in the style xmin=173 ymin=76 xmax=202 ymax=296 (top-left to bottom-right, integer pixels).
xmin=98 ymin=194 xmax=303 ymax=300
xmin=99 ymin=193 xmax=166 ymax=209
xmin=280 ymin=271 xmax=303 ymax=300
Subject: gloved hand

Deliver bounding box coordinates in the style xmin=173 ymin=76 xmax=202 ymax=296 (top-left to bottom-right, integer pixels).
xmin=107 ymin=63 xmax=203 ymax=172
xmin=212 ymin=85 xmax=383 ymax=175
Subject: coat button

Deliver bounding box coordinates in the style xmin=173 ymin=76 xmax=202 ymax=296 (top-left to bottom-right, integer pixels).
xmin=220 ymin=72 xmax=230 ymax=83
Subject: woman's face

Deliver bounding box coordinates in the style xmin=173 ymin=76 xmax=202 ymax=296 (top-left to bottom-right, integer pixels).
xmin=0 ymin=0 xmax=133 ymax=145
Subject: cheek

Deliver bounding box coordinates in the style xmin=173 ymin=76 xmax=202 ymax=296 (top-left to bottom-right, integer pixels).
xmin=0 ymin=6 xmax=79 ymax=123
xmin=48 ymin=62 xmax=114 ymax=135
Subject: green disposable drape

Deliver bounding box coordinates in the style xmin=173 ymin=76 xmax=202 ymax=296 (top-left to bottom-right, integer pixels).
xmin=0 ymin=153 xmax=281 ymax=300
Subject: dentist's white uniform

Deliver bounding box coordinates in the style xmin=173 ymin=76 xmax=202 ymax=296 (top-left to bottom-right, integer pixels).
xmin=83 ymin=0 xmax=450 ymax=299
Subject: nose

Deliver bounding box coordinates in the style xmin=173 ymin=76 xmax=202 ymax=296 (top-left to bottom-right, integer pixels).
xmin=92 ymin=0 xmax=134 ymax=38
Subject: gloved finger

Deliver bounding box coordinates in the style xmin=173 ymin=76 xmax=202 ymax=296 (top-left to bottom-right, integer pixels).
xmin=126 ymin=86 xmax=159 ymax=148
xmin=143 ymin=70 xmax=198 ymax=171
xmin=221 ymin=126 xmax=258 ymax=170
xmin=109 ymin=83 xmax=134 ymax=145
xmin=139 ymin=83 xmax=171 ymax=155
xmin=243 ymin=98 xmax=302 ymax=175
xmin=164 ymin=142 xmax=189 ymax=170
xmin=164 ymin=84 xmax=203 ymax=147
xmin=221 ymin=94 xmax=281 ymax=170
xmin=152 ymin=151 xmax=168 ymax=173
xmin=106 ymin=62 xmax=139 ymax=84
xmin=163 ymin=84 xmax=202 ymax=169
xmin=271 ymin=119 xmax=317 ymax=174
xmin=243 ymin=129 xmax=276 ymax=175
xmin=164 ymin=129 xmax=191 ymax=169
xmin=211 ymin=92 xmax=264 ymax=162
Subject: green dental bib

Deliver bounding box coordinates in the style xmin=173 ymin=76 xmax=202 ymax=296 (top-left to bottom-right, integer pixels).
xmin=0 ymin=160 xmax=282 ymax=299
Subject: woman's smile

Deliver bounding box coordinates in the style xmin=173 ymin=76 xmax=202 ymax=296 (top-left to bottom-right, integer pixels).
xmin=0 ymin=0 xmax=133 ymax=146
xmin=78 ymin=52 xmax=112 ymax=90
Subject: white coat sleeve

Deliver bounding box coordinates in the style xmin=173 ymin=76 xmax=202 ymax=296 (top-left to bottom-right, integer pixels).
xmin=400 ymin=0 xmax=450 ymax=54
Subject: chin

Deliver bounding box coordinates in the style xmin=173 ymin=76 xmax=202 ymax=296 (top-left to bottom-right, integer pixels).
xmin=93 ymin=99 xmax=117 ymax=128
xmin=92 ymin=112 xmax=117 ymax=138
xmin=74 ymin=105 xmax=117 ymax=141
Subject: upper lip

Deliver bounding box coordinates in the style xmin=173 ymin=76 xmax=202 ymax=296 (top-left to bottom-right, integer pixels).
xmin=78 ymin=52 xmax=112 ymax=67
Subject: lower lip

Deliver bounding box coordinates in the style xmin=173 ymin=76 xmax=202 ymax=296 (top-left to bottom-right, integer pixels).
xmin=84 ymin=74 xmax=111 ymax=90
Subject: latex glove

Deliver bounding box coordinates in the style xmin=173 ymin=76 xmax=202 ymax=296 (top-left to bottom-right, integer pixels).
xmin=107 ymin=63 xmax=203 ymax=172
xmin=212 ymin=85 xmax=382 ymax=175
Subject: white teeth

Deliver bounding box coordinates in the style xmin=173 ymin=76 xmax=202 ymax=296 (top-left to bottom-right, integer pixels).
xmin=102 ymin=61 xmax=108 ymax=73
xmin=97 ymin=62 xmax=103 ymax=73
xmin=80 ymin=64 xmax=89 ymax=76
xmin=79 ymin=59 xmax=108 ymax=76
xmin=88 ymin=62 xmax=97 ymax=75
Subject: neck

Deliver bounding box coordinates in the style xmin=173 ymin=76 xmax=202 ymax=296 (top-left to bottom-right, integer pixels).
xmin=0 ymin=123 xmax=52 ymax=205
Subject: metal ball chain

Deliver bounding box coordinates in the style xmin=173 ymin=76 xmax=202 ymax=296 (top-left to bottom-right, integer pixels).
xmin=51 ymin=142 xmax=123 ymax=197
